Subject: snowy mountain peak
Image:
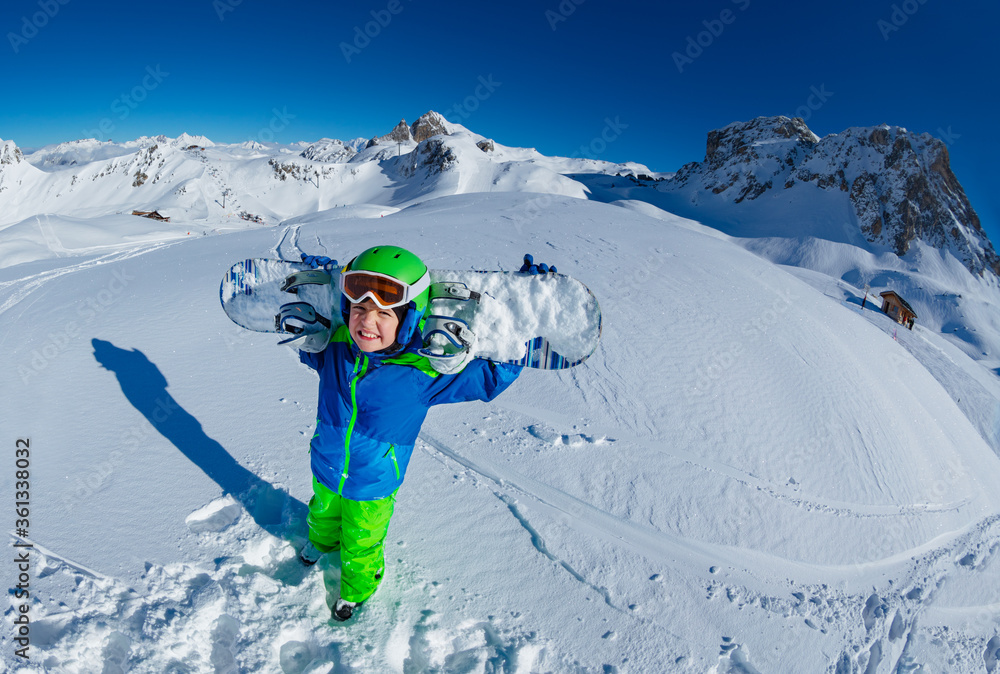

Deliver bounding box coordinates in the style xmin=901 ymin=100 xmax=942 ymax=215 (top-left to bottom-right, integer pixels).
xmin=365 ymin=111 xmax=454 ymax=148
xmin=0 ymin=139 xmax=24 ymax=165
xmin=705 ymin=115 xmax=820 ymax=163
xmin=367 ymin=119 xmax=413 ymax=148
xmin=411 ymin=110 xmax=450 ymax=142
xmin=172 ymin=132 xmax=215 ymax=148
xmin=299 ymin=138 xmax=357 ymax=163
xmin=668 ymin=115 xmax=998 ymax=275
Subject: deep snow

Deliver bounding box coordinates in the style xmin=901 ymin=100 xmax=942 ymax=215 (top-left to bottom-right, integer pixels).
xmin=3 ymin=192 xmax=1000 ymax=673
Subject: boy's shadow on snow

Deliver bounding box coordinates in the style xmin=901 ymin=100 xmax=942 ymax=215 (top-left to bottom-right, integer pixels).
xmin=92 ymin=339 xmax=315 ymax=582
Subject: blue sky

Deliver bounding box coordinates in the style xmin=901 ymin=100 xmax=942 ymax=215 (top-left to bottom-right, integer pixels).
xmin=2 ymin=0 xmax=998 ymax=241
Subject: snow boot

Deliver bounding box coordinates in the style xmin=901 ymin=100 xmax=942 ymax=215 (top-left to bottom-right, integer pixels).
xmin=332 ymin=598 xmax=360 ymax=622
xmin=299 ymin=541 xmax=323 ymax=566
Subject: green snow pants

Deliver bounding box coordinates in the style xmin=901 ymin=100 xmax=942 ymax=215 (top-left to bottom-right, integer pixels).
xmin=307 ymin=477 xmax=396 ymax=603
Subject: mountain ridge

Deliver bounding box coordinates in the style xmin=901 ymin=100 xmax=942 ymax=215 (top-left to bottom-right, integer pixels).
xmin=664 ymin=115 xmax=997 ymax=276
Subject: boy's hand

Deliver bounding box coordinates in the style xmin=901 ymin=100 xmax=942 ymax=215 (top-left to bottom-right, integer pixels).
xmin=280 ymin=330 xmax=330 ymax=352
xmin=276 ymin=301 xmax=332 ymax=352
xmin=300 ymin=254 xmax=338 ymax=271
xmin=427 ymin=347 xmax=473 ymax=375
xmin=518 ymin=253 xmax=557 ymax=275
xmin=421 ymin=316 xmax=476 ymax=374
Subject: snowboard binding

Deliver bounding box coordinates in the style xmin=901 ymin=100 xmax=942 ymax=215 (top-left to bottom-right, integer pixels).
xmin=420 ymin=282 xmax=481 ymax=373
xmin=275 ymin=302 xmax=334 ymax=352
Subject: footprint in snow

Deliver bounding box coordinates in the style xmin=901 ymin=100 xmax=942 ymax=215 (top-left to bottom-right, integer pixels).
xmin=210 ymin=614 xmax=240 ymax=673
xmin=713 ymin=641 xmax=762 ymax=674
xmin=526 ymin=423 xmax=611 ymax=448
xmin=101 ymin=631 xmax=132 ymax=674
xmin=985 ymin=636 xmax=1000 ymax=673
xmin=278 ymin=640 xmax=322 ymax=674
xmin=402 ymin=610 xmax=545 ymax=673
xmin=862 ymin=593 xmax=888 ymax=631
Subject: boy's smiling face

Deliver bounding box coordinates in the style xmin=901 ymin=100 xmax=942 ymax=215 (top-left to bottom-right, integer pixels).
xmin=348 ymin=299 xmax=400 ymax=352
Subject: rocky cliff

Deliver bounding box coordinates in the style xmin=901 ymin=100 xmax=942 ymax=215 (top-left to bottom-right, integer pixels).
xmin=411 ymin=111 xmax=449 ymax=142
xmin=1 ymin=139 xmax=24 ymax=165
xmin=669 ymin=116 xmax=998 ymax=275
xmin=366 ymin=111 xmax=451 ymax=148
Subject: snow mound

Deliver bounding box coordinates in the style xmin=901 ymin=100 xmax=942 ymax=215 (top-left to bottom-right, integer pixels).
xmin=185 ymin=496 xmax=242 ymax=533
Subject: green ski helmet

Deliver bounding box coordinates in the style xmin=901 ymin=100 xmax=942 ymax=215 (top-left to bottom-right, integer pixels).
xmin=340 ymin=245 xmax=430 ymax=350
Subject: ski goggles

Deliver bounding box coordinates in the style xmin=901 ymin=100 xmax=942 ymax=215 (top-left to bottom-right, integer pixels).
xmin=339 ymin=269 xmax=431 ymax=310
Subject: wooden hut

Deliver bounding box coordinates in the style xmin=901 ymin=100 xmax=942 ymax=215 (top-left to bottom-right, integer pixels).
xmin=880 ymin=291 xmax=916 ymax=329
xmin=132 ymin=210 xmax=170 ymax=222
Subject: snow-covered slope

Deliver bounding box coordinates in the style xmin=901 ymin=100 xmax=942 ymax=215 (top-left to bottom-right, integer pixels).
xmin=0 ymin=113 xmax=649 ymax=264
xmin=564 ymin=116 xmax=1000 ymax=371
xmin=3 ymin=194 xmax=1000 ymax=673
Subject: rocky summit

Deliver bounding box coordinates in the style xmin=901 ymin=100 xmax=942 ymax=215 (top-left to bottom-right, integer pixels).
xmin=668 ymin=116 xmax=998 ymax=276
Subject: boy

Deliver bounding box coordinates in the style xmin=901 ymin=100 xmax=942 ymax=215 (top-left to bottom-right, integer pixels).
xmin=293 ymin=245 xmax=530 ymax=621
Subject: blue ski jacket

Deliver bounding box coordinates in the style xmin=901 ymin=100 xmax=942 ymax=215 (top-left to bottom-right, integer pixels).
xmin=300 ymin=326 xmax=522 ymax=501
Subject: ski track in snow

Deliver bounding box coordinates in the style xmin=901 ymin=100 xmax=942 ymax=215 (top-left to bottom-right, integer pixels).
xmin=0 ymin=241 xmax=178 ymax=318
xmin=271 ymin=224 xmax=302 ymax=261
xmin=492 ymin=393 xmax=976 ymax=552
xmin=272 ymin=222 xmax=336 ymax=263
xmin=578 ymin=416 xmax=974 ymax=520
xmin=422 ymin=421 xmax=1000 ymax=673
xmin=419 ymin=430 xmax=998 ymax=586
xmin=8 ymin=534 xmax=111 ymax=582
xmin=826 ymin=515 xmax=1000 ymax=673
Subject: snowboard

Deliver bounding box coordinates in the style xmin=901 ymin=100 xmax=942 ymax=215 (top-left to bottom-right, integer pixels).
xmin=220 ymin=258 xmax=602 ymax=369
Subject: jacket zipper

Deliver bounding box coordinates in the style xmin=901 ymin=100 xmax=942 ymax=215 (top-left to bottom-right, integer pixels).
xmin=384 ymin=444 xmax=400 ymax=480
xmin=340 ymin=351 xmax=369 ymax=493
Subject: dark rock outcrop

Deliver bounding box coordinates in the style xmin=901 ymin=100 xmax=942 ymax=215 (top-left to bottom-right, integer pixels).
xmin=669 ymin=116 xmax=998 ymax=275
